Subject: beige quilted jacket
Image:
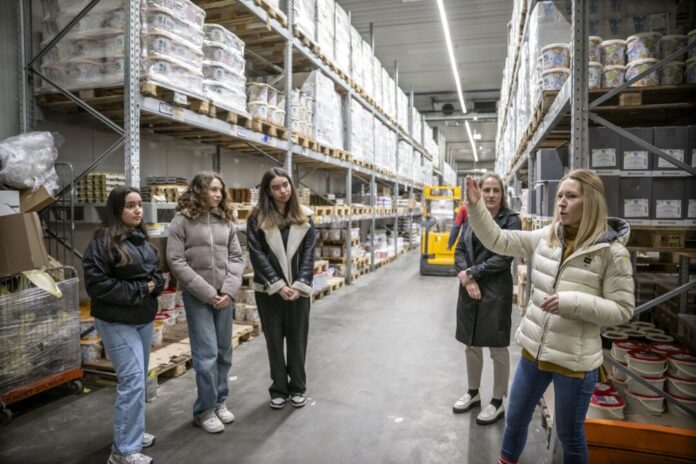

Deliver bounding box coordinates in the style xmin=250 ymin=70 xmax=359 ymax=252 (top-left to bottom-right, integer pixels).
xmin=467 ymin=199 xmax=635 ymax=372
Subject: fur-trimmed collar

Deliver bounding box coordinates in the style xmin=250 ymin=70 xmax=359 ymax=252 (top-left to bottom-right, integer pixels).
xmin=264 ymin=206 xmax=313 ymax=283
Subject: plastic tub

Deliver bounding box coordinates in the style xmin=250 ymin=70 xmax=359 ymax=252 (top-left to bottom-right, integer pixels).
xmin=626 ymin=374 xmax=666 ymax=397
xmin=666 ymin=392 xmax=696 ymax=418
xmin=612 ymin=340 xmax=647 ymax=363
xmin=271 ymin=108 xmax=285 ymax=126
xmin=622 ymin=328 xmax=647 ymax=340
xmin=625 ymin=389 xmax=664 ymax=416
xmin=588 ymin=62 xmax=603 ymax=89
xmin=642 ymin=327 xmax=665 ymax=336
xmin=627 ymin=32 xmax=662 ymax=61
xmin=158 ymin=289 xmax=177 ymax=311
xmin=612 ymin=363 xmax=628 ymax=382
xmin=203 ymin=42 xmax=245 ymax=74
xmin=589 ymin=36 xmax=603 ymax=63
xmin=660 ymin=61 xmax=684 ymax=85
xmin=248 ymin=82 xmax=270 ymax=104
xmin=687 ymin=57 xmax=696 ymax=84
xmin=602 ymin=65 xmax=625 ymax=88
xmin=587 ymin=393 xmax=625 ymax=420
xmin=602 ymin=331 xmax=628 ymax=349
xmin=80 ymin=336 xmax=103 ymax=363
xmin=203 ymin=24 xmax=245 ymax=54
xmin=667 ymin=352 xmax=696 ymax=380
xmin=541 ymin=43 xmax=570 ymax=71
xmin=626 ymin=58 xmax=659 ymax=87
xmin=152 ymin=321 xmax=165 ymax=347
xmin=666 ymin=374 xmax=696 ymax=399
xmin=688 ymin=29 xmax=696 ymax=59
xmin=203 ymin=79 xmax=246 ymax=111
xmin=267 ymin=86 xmax=278 ymax=108
xmin=203 ymin=61 xmax=245 ymax=87
xmin=249 ymin=102 xmax=269 ymax=120
xmin=645 ymin=333 xmax=674 ymax=344
xmin=601 ymin=39 xmax=626 ymax=66
xmin=541 ymin=68 xmax=570 ymax=90
xmin=649 ymin=342 xmax=685 ymax=358
xmin=626 ymin=350 xmax=667 ymax=377
xmin=659 ymin=34 xmax=687 ymax=60
xmin=630 ymin=321 xmax=655 ymax=331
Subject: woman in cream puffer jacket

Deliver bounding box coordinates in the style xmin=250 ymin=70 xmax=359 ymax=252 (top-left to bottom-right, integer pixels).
xmin=465 ymin=169 xmax=634 ymax=464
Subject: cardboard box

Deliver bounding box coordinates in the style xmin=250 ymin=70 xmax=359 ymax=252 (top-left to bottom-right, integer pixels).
xmin=598 ymin=174 xmax=620 ymax=218
xmin=620 ymin=127 xmax=653 ymax=172
xmin=535 ymin=148 xmax=567 ymax=181
xmin=652 ymin=178 xmax=685 ymax=222
xmin=20 ymin=186 xmax=55 ymax=213
xmin=620 ymin=178 xmax=652 ymax=222
xmin=590 ymin=127 xmax=620 ymax=170
xmin=0 ymin=212 xmax=50 ymax=276
xmin=654 ymin=126 xmax=689 ymax=171
xmin=686 ymin=177 xmax=696 ymax=224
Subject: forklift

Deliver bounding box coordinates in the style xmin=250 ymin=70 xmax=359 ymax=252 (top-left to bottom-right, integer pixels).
xmin=420 ymin=185 xmax=461 ymax=276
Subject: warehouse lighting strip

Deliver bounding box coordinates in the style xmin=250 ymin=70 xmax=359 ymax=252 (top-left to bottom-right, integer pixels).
xmin=436 ymin=0 xmax=478 ymax=162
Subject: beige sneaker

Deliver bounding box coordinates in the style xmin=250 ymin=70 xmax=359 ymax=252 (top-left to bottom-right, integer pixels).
xmin=215 ymin=404 xmax=236 ymax=424
xmin=107 ymin=452 xmax=153 ymax=464
xmin=194 ymin=410 xmax=225 ymax=433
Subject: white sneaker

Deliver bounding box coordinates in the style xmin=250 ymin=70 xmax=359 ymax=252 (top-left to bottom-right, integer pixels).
xmin=476 ymin=402 xmax=505 ymax=425
xmin=270 ymin=397 xmax=287 ymax=409
xmin=215 ymin=404 xmax=236 ymax=424
xmin=193 ymin=410 xmax=225 ymax=433
xmin=142 ymin=432 xmax=155 ymax=448
xmin=290 ymin=394 xmax=306 ymax=408
xmin=107 ymin=452 xmax=153 ymax=464
xmin=453 ymin=392 xmax=481 ymax=413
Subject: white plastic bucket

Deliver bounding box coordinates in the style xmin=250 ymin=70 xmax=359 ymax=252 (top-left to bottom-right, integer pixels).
xmin=626 ymin=350 xmax=667 ymax=377
xmin=601 ymin=39 xmax=626 ymax=66
xmin=611 ymin=340 xmax=647 ymax=363
xmin=659 ymin=34 xmax=687 ymax=60
xmin=668 ymin=352 xmax=696 ymax=380
xmin=627 ymin=32 xmax=662 ymax=61
xmin=686 ymin=57 xmax=696 ymax=84
xmin=587 ymin=393 xmax=625 ymax=420
xmin=649 ymin=342 xmax=685 ymax=358
xmin=589 ymin=36 xmax=603 ymax=63
xmin=645 ymin=333 xmax=674 ymax=344
xmin=541 ymin=43 xmax=570 ymax=71
xmin=541 ymin=68 xmax=570 ymax=90
xmin=602 ymin=331 xmax=628 ymax=349
xmin=630 ymin=321 xmax=655 ymax=331
xmin=660 ymin=61 xmax=684 ymax=85
xmin=666 ymin=392 xmax=696 ymax=418
xmin=588 ymin=62 xmax=603 ymax=89
xmin=626 ymin=58 xmax=659 ymax=87
xmin=612 ymin=363 xmax=628 ymax=382
xmin=626 ymin=374 xmax=665 ymax=397
xmin=603 ymin=64 xmax=625 ymax=88
xmin=666 ymin=374 xmax=696 ymax=400
xmin=625 ymin=389 xmax=664 ymax=416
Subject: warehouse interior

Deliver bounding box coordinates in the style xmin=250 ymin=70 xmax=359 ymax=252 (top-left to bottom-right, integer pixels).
xmin=0 ymin=1 xmax=695 ymax=463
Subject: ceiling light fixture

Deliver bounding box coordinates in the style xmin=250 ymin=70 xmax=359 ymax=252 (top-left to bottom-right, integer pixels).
xmin=436 ymin=0 xmax=477 ymax=162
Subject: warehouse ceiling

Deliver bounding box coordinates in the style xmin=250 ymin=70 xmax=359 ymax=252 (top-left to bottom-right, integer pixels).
xmin=338 ymin=0 xmax=513 ymax=167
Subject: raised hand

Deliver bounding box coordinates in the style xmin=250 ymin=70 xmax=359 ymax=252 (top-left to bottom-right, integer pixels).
xmin=465 ymin=176 xmax=481 ymax=205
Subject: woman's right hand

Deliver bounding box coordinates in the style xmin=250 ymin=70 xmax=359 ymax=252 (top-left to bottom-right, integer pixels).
xmin=465 ymin=176 xmax=481 ymax=205
xmin=465 ymin=280 xmax=481 ymax=300
xmin=147 ymin=280 xmax=155 ymax=293
xmin=279 ymin=286 xmax=296 ymax=301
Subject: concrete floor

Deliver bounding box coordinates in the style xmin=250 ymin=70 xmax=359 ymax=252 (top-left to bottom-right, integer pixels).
xmin=0 ymin=251 xmax=548 ymax=464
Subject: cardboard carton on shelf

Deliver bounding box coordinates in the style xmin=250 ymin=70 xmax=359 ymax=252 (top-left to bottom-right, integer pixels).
xmin=0 ymin=212 xmax=50 ymax=276
xmin=20 ymin=185 xmax=55 ymax=213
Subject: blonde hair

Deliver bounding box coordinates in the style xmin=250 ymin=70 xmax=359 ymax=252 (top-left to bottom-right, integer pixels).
xmin=548 ymin=169 xmax=607 ymax=249
xmin=479 ymin=172 xmax=508 ymax=210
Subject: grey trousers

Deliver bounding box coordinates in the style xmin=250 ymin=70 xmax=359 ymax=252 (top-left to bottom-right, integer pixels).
xmin=465 ymin=345 xmax=510 ymax=399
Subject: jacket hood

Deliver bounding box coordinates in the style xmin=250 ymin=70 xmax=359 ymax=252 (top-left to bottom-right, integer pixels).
xmin=179 ymin=206 xmax=227 ymax=220
xmin=555 ymin=217 xmax=631 ymax=247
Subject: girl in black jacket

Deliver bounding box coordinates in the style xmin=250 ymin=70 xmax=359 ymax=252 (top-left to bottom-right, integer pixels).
xmin=82 ymin=186 xmax=164 ymax=464
xmin=247 ymin=167 xmax=315 ymax=410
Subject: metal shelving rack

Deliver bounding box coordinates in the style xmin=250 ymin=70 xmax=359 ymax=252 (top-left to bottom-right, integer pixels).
xmin=18 ymin=0 xmax=434 ymax=282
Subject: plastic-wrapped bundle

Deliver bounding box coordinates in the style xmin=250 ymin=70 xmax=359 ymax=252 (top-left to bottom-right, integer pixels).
xmin=203 ymin=24 xmax=244 ymax=54
xmin=350 ymin=27 xmax=364 ymax=89
xmin=302 ymin=71 xmax=343 ymax=149
xmin=0 ymin=277 xmax=80 ymax=394
xmin=372 ymin=57 xmax=383 ymax=109
xmin=411 ymin=107 xmax=422 ymax=144
xmin=203 ymin=80 xmax=246 ymax=112
xmin=144 ymin=0 xmax=205 ymax=29
xmin=143 ymin=30 xmax=204 ymax=68
xmin=349 ymin=99 xmax=364 ymax=161
xmin=141 ymin=55 xmax=204 ymax=96
xmin=142 ymin=6 xmax=204 ymax=47
xmin=282 ymin=0 xmax=315 ymax=40
xmin=0 ymin=131 xmax=61 ymax=194
xmin=397 ymin=89 xmax=409 ymax=131
xmin=316 ymin=0 xmax=335 ymax=61
xmin=203 ymin=40 xmax=244 ymax=72
xmin=362 ymin=41 xmax=374 ymax=98
xmin=334 ymin=4 xmax=350 ymax=74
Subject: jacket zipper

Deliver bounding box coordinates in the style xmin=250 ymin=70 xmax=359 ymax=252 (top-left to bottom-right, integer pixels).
xmin=208 ymin=212 xmax=216 ymax=289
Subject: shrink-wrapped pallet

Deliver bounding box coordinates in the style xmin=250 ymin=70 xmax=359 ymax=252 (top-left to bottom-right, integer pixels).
xmin=334 ymin=4 xmax=350 ymax=74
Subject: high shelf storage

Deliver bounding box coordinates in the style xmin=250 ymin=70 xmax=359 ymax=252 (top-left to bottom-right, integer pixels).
xmin=17 ymin=0 xmax=459 ymax=282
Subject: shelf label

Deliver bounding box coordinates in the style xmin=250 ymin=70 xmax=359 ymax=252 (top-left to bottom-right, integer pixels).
xmin=655 ymin=200 xmax=682 ymax=219
xmin=657 ymin=149 xmax=683 ymax=169
xmin=623 ymin=151 xmax=648 ymax=170
xmin=623 ymin=199 xmax=649 ymax=218
xmin=158 ymin=102 xmax=173 ymax=116
xmin=173 ymin=92 xmax=188 ymax=106
xmin=592 ymin=148 xmax=616 ymax=167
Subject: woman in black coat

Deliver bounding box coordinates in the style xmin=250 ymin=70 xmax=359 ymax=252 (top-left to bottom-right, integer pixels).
xmin=452 ymin=173 xmax=521 ymax=426
xmin=247 ymin=167 xmax=315 ymax=410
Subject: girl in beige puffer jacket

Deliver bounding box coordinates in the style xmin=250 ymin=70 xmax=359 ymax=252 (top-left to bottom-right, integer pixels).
xmin=465 ymin=169 xmax=634 ymax=464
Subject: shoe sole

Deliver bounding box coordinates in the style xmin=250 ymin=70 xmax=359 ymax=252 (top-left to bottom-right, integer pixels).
xmin=270 ymin=402 xmax=286 ymax=410
xmin=452 ymin=400 xmax=480 ymax=414
xmin=476 ymin=411 xmax=505 ymax=425
xmin=291 ymin=401 xmax=306 ymax=408
xmin=193 ymin=421 xmax=225 ymax=433
xmin=108 ymin=457 xmax=153 ymax=464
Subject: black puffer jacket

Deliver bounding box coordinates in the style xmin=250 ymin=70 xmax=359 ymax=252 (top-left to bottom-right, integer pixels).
xmin=455 ymin=207 xmax=521 ymax=347
xmin=83 ymin=229 xmax=165 ymax=324
xmin=246 ymin=206 xmax=315 ymax=298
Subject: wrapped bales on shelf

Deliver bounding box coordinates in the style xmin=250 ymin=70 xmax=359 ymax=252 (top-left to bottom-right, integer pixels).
xmin=301 ymin=71 xmax=344 ymax=150
xmin=202 ymin=24 xmax=247 ymax=113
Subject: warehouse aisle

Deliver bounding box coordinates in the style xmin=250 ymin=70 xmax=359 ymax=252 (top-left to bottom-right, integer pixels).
xmin=0 ymin=251 xmax=547 ymax=464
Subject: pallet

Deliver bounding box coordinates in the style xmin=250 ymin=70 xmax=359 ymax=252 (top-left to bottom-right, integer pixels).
xmin=314 ymin=259 xmax=329 ymax=273
xmin=253 ymin=0 xmax=287 ymax=27
xmin=294 ymin=28 xmax=320 ymax=55
xmin=327 ymin=277 xmax=345 ymax=291
xmin=628 ymin=226 xmax=696 ymax=252
xmin=232 ymin=324 xmax=254 ymax=349
xmin=207 ymin=103 xmax=249 ymax=126
xmin=313 ymin=206 xmax=334 ymax=217
xmin=351 ymin=266 xmax=369 ymax=281
xmin=246 ymin=117 xmax=288 ymax=140
xmin=310 ymin=286 xmax=331 ymax=303
xmin=230 ymin=202 xmax=253 ymax=221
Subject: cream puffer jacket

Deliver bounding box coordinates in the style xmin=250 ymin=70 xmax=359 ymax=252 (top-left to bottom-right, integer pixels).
xmin=467 ymin=199 xmax=635 ymax=372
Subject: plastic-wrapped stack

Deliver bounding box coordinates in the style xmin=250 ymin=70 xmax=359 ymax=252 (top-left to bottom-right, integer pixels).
xmin=283 ymin=0 xmax=315 ymax=41
xmin=350 ymin=27 xmax=364 ymax=90
xmin=316 ymin=0 xmax=335 ymax=62
xmin=362 ymin=41 xmax=374 ymax=98
xmin=202 ymin=24 xmax=247 ymax=113
xmin=349 ymin=100 xmax=364 ymax=161
xmin=397 ymin=141 xmax=413 ymax=180
xmin=247 ymin=83 xmax=285 ymax=126
xmin=39 ymin=0 xmax=206 ymax=97
xmin=443 ymin=163 xmax=456 ymax=186
xmin=411 ymin=107 xmax=423 ymax=145
xmin=383 ymin=69 xmax=396 ymax=120
xmin=302 ymin=71 xmax=343 ymax=149
xmin=289 ymin=89 xmax=314 ymax=137
xmin=334 ymin=4 xmax=350 ymax=75
xmin=363 ymin=111 xmax=375 ymax=164
xmin=396 ymin=89 xmax=409 ymax=131
xmin=372 ymin=57 xmax=383 ymax=109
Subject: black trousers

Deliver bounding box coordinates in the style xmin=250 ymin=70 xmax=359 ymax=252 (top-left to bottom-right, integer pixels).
xmin=255 ymin=292 xmax=310 ymax=399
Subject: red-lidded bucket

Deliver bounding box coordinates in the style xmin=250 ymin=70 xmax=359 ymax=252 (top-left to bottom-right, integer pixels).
xmin=649 ymin=342 xmax=685 ymax=358
xmin=587 ymin=392 xmax=625 ymax=420
xmin=626 ymin=374 xmax=666 ymax=397
xmin=666 ymin=373 xmax=696 ymax=400
xmin=665 ymin=391 xmax=696 ymax=418
xmin=625 ymin=389 xmax=665 ymax=416
xmin=667 ymin=352 xmax=696 ymax=380
xmin=626 ymin=350 xmax=667 ymax=377
xmin=611 ymin=340 xmax=647 ymax=363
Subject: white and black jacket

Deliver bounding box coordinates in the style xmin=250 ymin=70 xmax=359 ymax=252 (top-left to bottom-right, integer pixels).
xmin=246 ymin=205 xmax=316 ymax=298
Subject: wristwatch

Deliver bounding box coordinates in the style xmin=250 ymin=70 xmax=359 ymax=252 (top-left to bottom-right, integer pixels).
xmin=465 ymin=269 xmax=473 ymax=280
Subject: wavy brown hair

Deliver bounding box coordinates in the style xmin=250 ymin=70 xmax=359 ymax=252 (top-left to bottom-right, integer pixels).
xmin=254 ymin=167 xmax=307 ymax=229
xmin=176 ymin=171 xmax=234 ymax=222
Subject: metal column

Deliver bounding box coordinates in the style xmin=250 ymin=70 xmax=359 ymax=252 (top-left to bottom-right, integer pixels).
xmin=370 ymin=175 xmax=376 ymax=269
xmin=678 ymin=254 xmax=691 ymax=314
xmin=124 ymin=0 xmax=140 ymax=187
xmin=18 ymin=0 xmax=33 ymax=132
xmin=345 ymin=168 xmax=353 ymax=283
xmin=213 ymin=145 xmax=221 ymax=172
xmin=283 ymin=0 xmax=294 ymax=174
xmin=393 ymin=181 xmax=399 ymax=257
xmin=569 ymin=0 xmax=589 ymax=170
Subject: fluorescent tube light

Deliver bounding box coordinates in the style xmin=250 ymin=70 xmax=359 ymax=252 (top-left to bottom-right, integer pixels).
xmin=465 ymin=120 xmax=479 ymax=162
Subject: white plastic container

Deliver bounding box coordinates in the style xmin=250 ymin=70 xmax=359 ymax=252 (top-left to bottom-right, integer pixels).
xmin=625 ymin=389 xmax=664 ymax=416
xmin=588 ymin=62 xmax=603 ymax=89
xmin=668 ymin=352 xmax=696 ymax=380
xmin=248 ymin=82 xmax=270 ymax=104
xmin=645 ymin=333 xmax=674 ymax=344
xmin=158 ymin=290 xmax=177 ymax=311
xmin=626 ymin=32 xmax=662 ymax=61
xmin=541 ymin=43 xmax=570 ymax=71
xmin=659 ymin=34 xmax=687 ymax=60
xmin=602 ymin=331 xmax=628 ymax=349
xmin=601 ymin=39 xmax=627 ymax=66
xmin=660 ymin=61 xmax=684 ymax=85
xmin=541 ymin=68 xmax=570 ymax=91
xmin=612 ymin=363 xmax=628 ymax=382
xmin=611 ymin=340 xmax=647 ymax=363
xmin=203 ymin=41 xmax=245 ymax=74
xmin=249 ymin=102 xmax=269 ymax=120
xmin=626 ymin=350 xmax=667 ymax=377
xmin=626 ymin=59 xmax=659 ymax=87
xmin=687 ymin=29 xmax=696 ymax=59
xmin=666 ymin=392 xmax=696 ymax=418
xmin=649 ymin=342 xmax=685 ymax=358
xmin=602 ymin=65 xmax=626 ymax=88
xmin=203 ymin=24 xmax=245 ymax=54
xmin=80 ymin=337 xmax=103 ymax=363
xmin=630 ymin=321 xmax=655 ymax=331
xmin=666 ymin=374 xmax=696 ymax=400
xmin=626 ymin=374 xmax=665 ymax=397
xmin=686 ymin=57 xmax=696 ymax=84
xmin=587 ymin=393 xmax=625 ymax=420
xmin=589 ymin=36 xmax=603 ymax=63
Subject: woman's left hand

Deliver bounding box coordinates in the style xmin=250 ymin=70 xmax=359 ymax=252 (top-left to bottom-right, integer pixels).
xmin=212 ymin=294 xmax=232 ymax=309
xmin=540 ymin=294 xmax=560 ymax=314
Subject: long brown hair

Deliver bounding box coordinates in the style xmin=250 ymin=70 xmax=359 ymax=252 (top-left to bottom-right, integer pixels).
xmin=548 ymin=169 xmax=608 ymax=250
xmin=254 ymin=167 xmax=307 ymax=229
xmin=479 ymin=172 xmax=508 ymax=211
xmin=176 ymin=171 xmax=234 ymax=222
xmin=94 ymin=185 xmax=154 ymax=266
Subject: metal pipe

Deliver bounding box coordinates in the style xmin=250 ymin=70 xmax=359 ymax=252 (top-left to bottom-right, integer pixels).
xmin=284 ymin=0 xmax=294 ymax=175
xmin=634 ymin=279 xmax=696 ymax=315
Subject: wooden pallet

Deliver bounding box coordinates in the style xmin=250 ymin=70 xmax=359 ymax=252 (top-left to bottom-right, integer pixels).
xmin=294 ymin=28 xmax=320 ymax=55
xmin=253 ymin=0 xmax=287 ymax=27
xmin=327 ymin=277 xmax=345 ymax=291
xmin=314 ymin=259 xmax=329 ymax=273
xmin=247 ymin=117 xmax=288 ymax=140
xmin=230 ymin=202 xmax=253 ymax=221
xmin=310 ymin=286 xmax=331 ymax=303
xmin=313 ymin=206 xmax=334 ymax=217
xmin=232 ymin=324 xmax=254 ymax=349
xmin=234 ymin=319 xmax=262 ymax=337
xmin=207 ymin=103 xmax=249 ymax=125
xmin=628 ymin=226 xmax=696 ymax=252
xmin=351 ymin=266 xmax=369 ymax=281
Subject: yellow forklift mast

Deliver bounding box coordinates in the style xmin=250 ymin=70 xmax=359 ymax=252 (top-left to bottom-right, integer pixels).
xmin=420 ymin=185 xmax=461 ymax=276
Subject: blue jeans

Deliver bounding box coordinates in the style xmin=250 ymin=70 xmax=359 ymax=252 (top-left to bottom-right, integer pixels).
xmin=95 ymin=319 xmax=152 ymax=455
xmin=183 ymin=291 xmax=233 ymax=416
xmin=501 ymin=357 xmax=598 ymax=464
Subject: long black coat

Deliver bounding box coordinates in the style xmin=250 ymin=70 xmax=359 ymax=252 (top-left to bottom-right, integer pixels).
xmin=455 ymin=207 xmax=521 ymax=347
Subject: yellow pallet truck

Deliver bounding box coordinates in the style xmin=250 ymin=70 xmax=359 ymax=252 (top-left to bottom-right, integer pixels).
xmin=420 ymin=185 xmax=461 ymax=276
